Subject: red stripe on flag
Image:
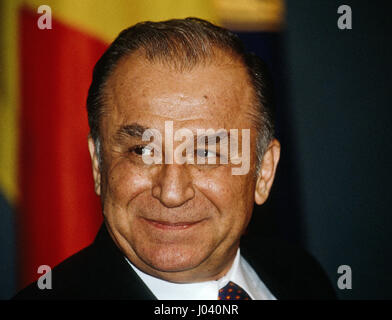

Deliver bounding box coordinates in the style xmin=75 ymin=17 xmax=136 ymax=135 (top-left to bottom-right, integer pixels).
xmin=18 ymin=7 xmax=107 ymax=288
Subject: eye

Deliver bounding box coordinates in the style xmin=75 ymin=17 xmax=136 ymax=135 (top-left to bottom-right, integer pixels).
xmin=129 ymin=145 xmax=153 ymax=156
xmin=196 ymin=149 xmax=216 ymax=158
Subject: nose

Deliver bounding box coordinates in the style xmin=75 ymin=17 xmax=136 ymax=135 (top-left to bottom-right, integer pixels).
xmin=152 ymin=164 xmax=195 ymax=208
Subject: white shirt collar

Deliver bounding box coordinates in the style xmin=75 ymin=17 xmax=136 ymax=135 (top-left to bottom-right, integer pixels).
xmin=125 ymin=249 xmax=276 ymax=300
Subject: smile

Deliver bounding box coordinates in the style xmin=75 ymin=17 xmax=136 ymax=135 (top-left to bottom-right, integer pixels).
xmin=142 ymin=218 xmax=205 ymax=230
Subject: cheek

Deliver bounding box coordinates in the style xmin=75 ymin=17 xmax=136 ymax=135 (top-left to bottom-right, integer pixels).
xmin=194 ymin=168 xmax=255 ymax=230
xmin=103 ymin=159 xmax=152 ymax=208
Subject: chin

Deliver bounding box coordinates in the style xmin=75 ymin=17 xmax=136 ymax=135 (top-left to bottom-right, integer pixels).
xmin=139 ymin=244 xmax=208 ymax=273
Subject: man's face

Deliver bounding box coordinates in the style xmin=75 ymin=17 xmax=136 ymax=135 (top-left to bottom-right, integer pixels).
xmin=88 ymin=52 xmax=279 ymax=282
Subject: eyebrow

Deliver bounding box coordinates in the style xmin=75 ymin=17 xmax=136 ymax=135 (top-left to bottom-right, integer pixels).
xmin=114 ymin=123 xmax=150 ymax=140
xmin=114 ymin=123 xmax=231 ymax=144
xmin=196 ymin=130 xmax=230 ymax=144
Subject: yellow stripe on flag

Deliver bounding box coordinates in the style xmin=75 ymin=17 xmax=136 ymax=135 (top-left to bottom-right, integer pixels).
xmin=23 ymin=0 xmax=219 ymax=43
xmin=213 ymin=0 xmax=285 ymax=31
xmin=0 ymin=0 xmax=21 ymax=204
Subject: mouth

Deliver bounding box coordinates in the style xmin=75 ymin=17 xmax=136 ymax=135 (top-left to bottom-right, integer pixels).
xmin=142 ymin=218 xmax=205 ymax=230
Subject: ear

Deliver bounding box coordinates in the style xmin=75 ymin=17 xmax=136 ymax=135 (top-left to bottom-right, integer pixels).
xmin=255 ymin=139 xmax=281 ymax=205
xmin=88 ymin=135 xmax=101 ymax=196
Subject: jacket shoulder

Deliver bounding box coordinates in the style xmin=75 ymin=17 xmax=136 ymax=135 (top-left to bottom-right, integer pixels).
xmin=13 ymin=243 xmax=100 ymax=300
xmin=242 ymin=238 xmax=337 ymax=300
xmin=12 ymin=225 xmax=156 ymax=300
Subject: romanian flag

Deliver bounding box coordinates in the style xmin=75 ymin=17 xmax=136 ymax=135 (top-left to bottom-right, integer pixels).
xmin=0 ymin=0 xmax=284 ymax=298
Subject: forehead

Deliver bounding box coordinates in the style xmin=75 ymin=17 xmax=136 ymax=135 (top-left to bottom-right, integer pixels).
xmin=103 ymin=52 xmax=256 ymax=132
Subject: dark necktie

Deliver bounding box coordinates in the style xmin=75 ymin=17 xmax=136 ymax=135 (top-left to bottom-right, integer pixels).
xmin=218 ymin=281 xmax=252 ymax=300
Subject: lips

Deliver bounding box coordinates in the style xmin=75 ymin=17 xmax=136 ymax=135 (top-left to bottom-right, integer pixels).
xmin=142 ymin=218 xmax=204 ymax=230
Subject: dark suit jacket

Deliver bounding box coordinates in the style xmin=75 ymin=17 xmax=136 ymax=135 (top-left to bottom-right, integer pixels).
xmin=13 ymin=223 xmax=336 ymax=300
